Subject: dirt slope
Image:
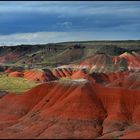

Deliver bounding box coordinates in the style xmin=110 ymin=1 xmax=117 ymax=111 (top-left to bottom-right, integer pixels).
xmin=0 ymin=79 xmax=139 ymax=139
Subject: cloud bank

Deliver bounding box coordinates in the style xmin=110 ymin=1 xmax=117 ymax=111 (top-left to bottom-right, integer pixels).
xmin=0 ymin=31 xmax=139 ymax=46
xmin=0 ymin=1 xmax=139 ymax=44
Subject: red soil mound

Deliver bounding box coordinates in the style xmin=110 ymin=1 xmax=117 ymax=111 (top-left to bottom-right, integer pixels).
xmin=53 ymin=68 xmax=88 ymax=80
xmin=0 ymin=80 xmax=139 ymax=139
xmin=113 ymin=52 xmax=140 ymax=71
xmin=79 ymin=54 xmax=111 ymax=73
xmin=106 ymin=72 xmax=140 ymax=89
xmin=95 ymin=86 xmax=140 ymax=135
xmin=71 ymin=69 xmax=87 ymax=79
xmin=105 ymin=71 xmax=130 ymax=82
xmin=79 ymin=52 xmax=140 ymax=72
xmin=6 ymin=69 xmax=57 ymax=82
xmin=9 ymin=71 xmax=24 ymax=78
xmin=80 ymin=54 xmax=113 ymax=73
xmin=24 ymin=70 xmax=57 ymax=82
xmin=90 ymin=71 xmax=140 ymax=90
xmin=53 ymin=68 xmax=73 ymax=78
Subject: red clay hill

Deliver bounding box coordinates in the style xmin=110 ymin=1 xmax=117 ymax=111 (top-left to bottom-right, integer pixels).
xmin=0 ymin=79 xmax=139 ymax=139
xmin=8 ymin=69 xmax=57 ymax=82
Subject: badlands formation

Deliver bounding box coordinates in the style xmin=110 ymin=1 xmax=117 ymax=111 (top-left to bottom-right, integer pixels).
xmin=0 ymin=41 xmax=140 ymax=139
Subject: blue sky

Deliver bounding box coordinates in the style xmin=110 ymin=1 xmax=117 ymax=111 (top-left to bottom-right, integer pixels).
xmin=0 ymin=1 xmax=140 ymax=45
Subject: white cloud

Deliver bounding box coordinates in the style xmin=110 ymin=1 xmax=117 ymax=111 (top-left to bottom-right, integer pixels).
xmin=0 ymin=32 xmax=89 ymax=45
xmin=0 ymin=31 xmax=139 ymax=46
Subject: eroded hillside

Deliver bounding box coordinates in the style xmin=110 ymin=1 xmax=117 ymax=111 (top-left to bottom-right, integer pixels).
xmin=0 ymin=40 xmax=140 ymax=139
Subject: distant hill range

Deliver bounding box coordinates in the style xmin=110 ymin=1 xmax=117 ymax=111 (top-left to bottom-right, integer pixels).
xmin=0 ymin=40 xmax=140 ymax=69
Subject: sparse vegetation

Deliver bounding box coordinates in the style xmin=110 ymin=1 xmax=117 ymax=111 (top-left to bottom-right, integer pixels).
xmin=0 ymin=73 xmax=38 ymax=93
